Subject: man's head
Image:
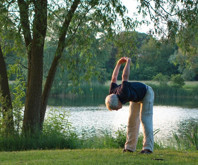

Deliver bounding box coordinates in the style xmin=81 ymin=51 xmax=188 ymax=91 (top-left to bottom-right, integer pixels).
xmin=105 ymin=94 xmax=122 ymax=111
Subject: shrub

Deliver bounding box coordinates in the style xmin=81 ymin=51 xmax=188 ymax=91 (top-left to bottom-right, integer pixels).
xmin=0 ymin=108 xmax=79 ymax=151
xmin=0 ymin=108 xmax=162 ymax=151
xmin=173 ymin=119 xmax=198 ymax=150
xmin=170 ymin=74 xmax=185 ymax=88
xmin=153 ymin=73 xmax=169 ymax=86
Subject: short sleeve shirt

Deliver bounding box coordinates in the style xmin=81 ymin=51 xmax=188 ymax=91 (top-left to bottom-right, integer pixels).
xmin=109 ymin=81 xmax=147 ymax=104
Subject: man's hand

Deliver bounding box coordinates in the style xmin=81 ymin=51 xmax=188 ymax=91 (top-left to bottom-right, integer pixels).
xmin=122 ymin=57 xmax=131 ymax=81
xmin=117 ymin=57 xmax=131 ymax=65
xmin=117 ymin=57 xmax=126 ymax=65
xmin=111 ymin=57 xmax=131 ymax=83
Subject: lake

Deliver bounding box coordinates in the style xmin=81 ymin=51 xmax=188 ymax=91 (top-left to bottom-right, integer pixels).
xmin=48 ymin=96 xmax=198 ymax=144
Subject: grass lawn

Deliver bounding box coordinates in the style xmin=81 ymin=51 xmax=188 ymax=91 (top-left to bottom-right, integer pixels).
xmin=0 ymin=149 xmax=197 ymax=165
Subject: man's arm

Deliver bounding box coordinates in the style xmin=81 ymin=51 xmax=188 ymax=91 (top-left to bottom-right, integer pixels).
xmin=111 ymin=57 xmax=126 ymax=83
xmin=122 ymin=57 xmax=131 ymax=81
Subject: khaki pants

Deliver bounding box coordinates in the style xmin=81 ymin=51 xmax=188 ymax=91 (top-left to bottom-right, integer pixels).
xmin=124 ymin=86 xmax=154 ymax=152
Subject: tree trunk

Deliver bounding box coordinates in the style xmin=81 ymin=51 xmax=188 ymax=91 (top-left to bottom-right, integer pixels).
xmin=40 ymin=0 xmax=81 ymax=129
xmin=22 ymin=40 xmax=44 ymax=134
xmin=22 ymin=0 xmax=47 ymax=134
xmin=18 ymin=0 xmax=33 ymax=95
xmin=18 ymin=0 xmax=80 ymax=133
xmin=0 ymin=44 xmax=14 ymax=135
xmin=40 ymin=55 xmax=60 ymax=129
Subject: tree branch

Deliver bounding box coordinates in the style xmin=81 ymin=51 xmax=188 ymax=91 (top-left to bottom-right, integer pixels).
xmin=55 ymin=0 xmax=81 ymax=57
xmin=17 ymin=0 xmax=32 ymax=47
xmin=40 ymin=0 xmax=81 ymax=128
xmin=32 ymin=0 xmax=47 ymax=39
xmin=65 ymin=5 xmax=94 ymax=47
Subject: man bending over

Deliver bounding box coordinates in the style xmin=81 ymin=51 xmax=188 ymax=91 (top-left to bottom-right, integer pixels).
xmin=105 ymin=57 xmax=154 ymax=154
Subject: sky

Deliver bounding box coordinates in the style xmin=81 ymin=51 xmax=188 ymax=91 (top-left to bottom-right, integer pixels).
xmin=121 ymin=0 xmax=154 ymax=34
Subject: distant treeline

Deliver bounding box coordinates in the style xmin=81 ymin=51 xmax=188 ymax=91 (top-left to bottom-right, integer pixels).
xmin=6 ymin=31 xmax=198 ymax=95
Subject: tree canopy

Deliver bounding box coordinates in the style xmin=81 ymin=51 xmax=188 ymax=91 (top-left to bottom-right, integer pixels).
xmin=0 ymin=0 xmax=134 ymax=135
xmin=0 ymin=0 xmax=197 ymax=136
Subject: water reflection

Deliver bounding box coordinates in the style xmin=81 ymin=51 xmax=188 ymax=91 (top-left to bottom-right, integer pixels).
xmin=47 ymin=105 xmax=198 ymax=144
xmin=48 ymin=96 xmax=198 ymax=108
xmin=155 ymin=97 xmax=198 ymax=108
xmin=47 ymin=95 xmax=198 ymax=144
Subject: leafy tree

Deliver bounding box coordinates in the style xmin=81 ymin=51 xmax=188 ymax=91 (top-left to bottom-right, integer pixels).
xmin=0 ymin=0 xmax=134 ymax=135
xmin=137 ymin=0 xmax=197 ymax=39
xmin=138 ymin=0 xmax=198 ymax=80
xmin=114 ymin=31 xmax=139 ymax=59
xmin=105 ymin=31 xmax=148 ymax=80
xmin=170 ymin=25 xmax=198 ymax=80
xmin=0 ymin=44 xmax=14 ymax=135
xmin=131 ymin=37 xmax=178 ymax=80
xmin=153 ymin=73 xmax=169 ymax=86
xmin=0 ymin=0 xmax=197 ymax=136
xmin=0 ymin=1 xmax=25 ymax=135
xmin=104 ymin=31 xmax=178 ymax=81
xmin=170 ymin=74 xmax=185 ymax=88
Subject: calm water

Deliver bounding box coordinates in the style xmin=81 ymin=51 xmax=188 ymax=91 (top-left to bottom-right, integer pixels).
xmin=48 ymin=96 xmax=198 ymax=143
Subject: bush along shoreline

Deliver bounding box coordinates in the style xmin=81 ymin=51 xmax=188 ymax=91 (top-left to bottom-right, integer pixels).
xmin=48 ymin=82 xmax=198 ymax=107
xmin=0 ymin=109 xmax=197 ymax=152
xmin=50 ymin=81 xmax=198 ymax=99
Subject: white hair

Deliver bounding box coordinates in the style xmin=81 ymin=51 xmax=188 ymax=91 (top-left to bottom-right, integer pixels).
xmin=105 ymin=94 xmax=119 ymax=110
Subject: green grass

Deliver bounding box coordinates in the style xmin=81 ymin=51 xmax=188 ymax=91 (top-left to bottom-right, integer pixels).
xmin=0 ymin=149 xmax=197 ymax=165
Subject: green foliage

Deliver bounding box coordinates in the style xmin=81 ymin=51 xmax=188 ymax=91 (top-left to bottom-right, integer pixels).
xmin=44 ymin=0 xmax=136 ymax=89
xmin=149 ymin=83 xmax=198 ymax=102
xmin=9 ymin=64 xmax=26 ymax=132
xmin=0 ymin=131 xmax=79 ymax=151
xmin=79 ymin=81 xmax=109 ymax=97
xmin=44 ymin=43 xmax=70 ymax=95
xmin=51 ymin=81 xmax=198 ymax=106
xmin=0 ymin=63 xmax=25 ymax=135
xmin=138 ymin=0 xmax=198 ymax=80
xmin=114 ymin=31 xmax=139 ymax=59
xmin=138 ymin=0 xmax=198 ymax=40
xmin=170 ymin=74 xmax=185 ymax=88
xmin=44 ymin=32 xmax=112 ymax=94
xmin=182 ymin=69 xmax=196 ymax=81
xmin=1 ymin=0 xmax=198 ymax=137
xmin=113 ymin=126 xmax=126 ymax=147
xmin=170 ymin=48 xmax=198 ymax=80
xmin=1 ymin=0 xmax=137 ymax=135
xmin=131 ymin=37 xmax=177 ymax=80
xmin=104 ymin=32 xmax=178 ymax=81
xmin=137 ymin=66 xmax=158 ymax=80
xmin=80 ymin=129 xmax=120 ymax=149
xmin=0 ymin=93 xmax=12 ymax=136
xmin=0 ymin=108 xmax=79 ymax=151
xmin=0 ymin=108 xmax=161 ymax=151
xmin=153 ymin=73 xmax=169 ymax=86
xmin=43 ymin=108 xmax=73 ymax=136
xmin=173 ymin=119 xmax=198 ymax=150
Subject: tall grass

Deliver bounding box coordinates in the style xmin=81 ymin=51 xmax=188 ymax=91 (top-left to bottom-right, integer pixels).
xmin=147 ymin=83 xmax=198 ymax=99
xmin=173 ymin=119 xmax=198 ymax=150
xmin=51 ymin=81 xmax=198 ymax=99
xmin=76 ymin=82 xmax=109 ymax=98
xmin=0 ymin=132 xmax=78 ymax=151
xmin=78 ymin=127 xmax=161 ymax=150
xmin=2 ymin=107 xmax=197 ymax=152
xmin=0 ymin=108 xmax=79 ymax=151
xmin=0 ymin=108 xmax=161 ymax=151
xmin=49 ymin=81 xmax=198 ymax=108
xmin=0 ymin=126 xmax=161 ymax=151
